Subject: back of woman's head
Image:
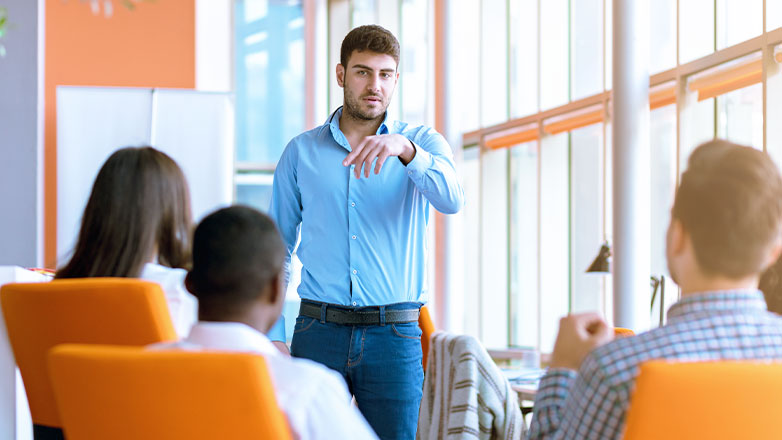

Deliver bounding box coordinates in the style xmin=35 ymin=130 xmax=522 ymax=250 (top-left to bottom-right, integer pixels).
xmin=56 ymin=146 xmax=192 ymax=279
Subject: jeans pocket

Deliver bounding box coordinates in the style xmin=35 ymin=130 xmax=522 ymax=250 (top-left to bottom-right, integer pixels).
xmin=293 ymin=316 xmax=317 ymax=334
xmin=391 ymin=322 xmax=422 ymax=340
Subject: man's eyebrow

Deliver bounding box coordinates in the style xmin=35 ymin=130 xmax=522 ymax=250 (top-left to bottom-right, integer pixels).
xmin=351 ymin=64 xmax=396 ymax=73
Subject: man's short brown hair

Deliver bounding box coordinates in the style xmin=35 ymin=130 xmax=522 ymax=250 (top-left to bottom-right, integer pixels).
xmin=340 ymin=25 xmax=400 ymax=68
xmin=672 ymin=139 xmax=782 ymax=278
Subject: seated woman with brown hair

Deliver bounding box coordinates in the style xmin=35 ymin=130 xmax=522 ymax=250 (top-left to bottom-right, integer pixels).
xmin=56 ymin=146 xmax=197 ymax=337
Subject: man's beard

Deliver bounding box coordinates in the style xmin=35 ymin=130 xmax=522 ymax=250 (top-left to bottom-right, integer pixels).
xmin=343 ymin=89 xmax=387 ymax=121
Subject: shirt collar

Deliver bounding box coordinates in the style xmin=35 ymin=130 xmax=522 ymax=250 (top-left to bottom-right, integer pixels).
xmin=184 ymin=321 xmax=280 ymax=358
xmin=326 ymin=106 xmax=391 ymax=150
xmin=666 ymin=289 xmax=768 ymax=324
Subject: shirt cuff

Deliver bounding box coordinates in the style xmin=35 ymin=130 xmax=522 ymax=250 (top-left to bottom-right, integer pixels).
xmin=267 ymin=315 xmax=286 ymax=342
xmin=404 ymin=140 xmax=434 ymax=177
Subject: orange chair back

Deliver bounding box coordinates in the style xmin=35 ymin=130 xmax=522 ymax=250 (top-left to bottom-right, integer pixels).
xmin=419 ymin=306 xmax=436 ymax=371
xmin=48 ymin=344 xmax=293 ymax=440
xmin=0 ymin=278 xmax=177 ymax=428
xmin=614 ymin=327 xmax=635 ymax=338
xmin=623 ymin=360 xmax=782 ymax=439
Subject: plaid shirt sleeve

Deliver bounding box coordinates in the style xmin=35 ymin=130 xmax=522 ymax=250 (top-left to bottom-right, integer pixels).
xmin=527 ymin=355 xmax=624 ymax=440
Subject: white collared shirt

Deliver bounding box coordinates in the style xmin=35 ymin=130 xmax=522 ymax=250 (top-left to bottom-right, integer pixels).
xmin=152 ymin=322 xmax=379 ymax=440
xmin=140 ymin=262 xmax=198 ymax=338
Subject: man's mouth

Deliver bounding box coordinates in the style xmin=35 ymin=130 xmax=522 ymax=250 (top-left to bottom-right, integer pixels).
xmin=363 ymin=96 xmax=382 ymax=103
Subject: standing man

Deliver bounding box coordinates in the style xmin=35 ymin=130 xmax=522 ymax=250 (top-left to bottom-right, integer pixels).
xmin=269 ymin=25 xmax=464 ymax=440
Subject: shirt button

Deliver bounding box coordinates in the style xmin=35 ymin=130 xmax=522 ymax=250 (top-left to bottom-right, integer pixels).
xmin=352 ymin=301 xmax=357 ymax=306
xmin=351 ymin=202 xmax=356 ymax=207
xmin=352 ymin=269 xmax=357 ymax=275
xmin=352 ymin=235 xmax=357 ymax=240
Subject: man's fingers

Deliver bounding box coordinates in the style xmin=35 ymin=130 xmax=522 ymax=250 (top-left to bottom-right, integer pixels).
xmin=374 ymin=151 xmax=391 ymax=175
xmin=363 ymin=148 xmax=381 ymax=177
xmin=353 ymin=141 xmax=377 ymax=178
xmin=343 ymin=137 xmax=371 ymax=167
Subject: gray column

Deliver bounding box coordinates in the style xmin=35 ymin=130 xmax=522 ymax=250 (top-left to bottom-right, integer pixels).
xmin=0 ymin=0 xmax=44 ymax=268
xmin=612 ymin=0 xmax=651 ymax=330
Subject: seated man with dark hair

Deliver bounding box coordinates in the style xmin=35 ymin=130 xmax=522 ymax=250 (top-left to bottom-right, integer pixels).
xmin=527 ymin=139 xmax=782 ymax=440
xmin=153 ymin=205 xmax=378 ymax=440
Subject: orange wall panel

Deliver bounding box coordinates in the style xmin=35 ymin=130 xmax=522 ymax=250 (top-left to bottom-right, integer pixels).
xmin=44 ymin=1 xmax=195 ymax=267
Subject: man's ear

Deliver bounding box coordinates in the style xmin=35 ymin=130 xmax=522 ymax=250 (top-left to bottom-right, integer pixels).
xmin=336 ymin=64 xmax=345 ymax=88
xmin=184 ymin=272 xmax=196 ymax=295
xmin=764 ymin=238 xmax=782 ymax=270
xmin=265 ymin=272 xmax=283 ymax=306
xmin=668 ymin=218 xmax=687 ymax=257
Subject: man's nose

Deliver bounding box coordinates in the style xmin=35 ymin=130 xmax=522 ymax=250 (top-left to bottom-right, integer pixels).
xmin=367 ymin=74 xmax=381 ymax=92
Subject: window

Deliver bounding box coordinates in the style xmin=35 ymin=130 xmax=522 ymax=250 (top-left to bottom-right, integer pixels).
xmin=570 ymin=123 xmax=605 ymax=314
xmin=481 ymin=0 xmax=509 ymax=126
xmin=235 ymin=0 xmax=304 ymax=166
xmin=679 ymin=0 xmax=715 ymax=64
xmin=481 ymin=147 xmax=509 ymax=347
xmin=539 ymin=133 xmax=570 ymax=352
xmin=571 ymin=0 xmax=603 ymax=100
xmin=510 ymin=141 xmax=539 ymax=348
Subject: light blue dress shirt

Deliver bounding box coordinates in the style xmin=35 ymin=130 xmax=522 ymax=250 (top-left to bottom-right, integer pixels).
xmin=268 ymin=108 xmax=463 ymax=330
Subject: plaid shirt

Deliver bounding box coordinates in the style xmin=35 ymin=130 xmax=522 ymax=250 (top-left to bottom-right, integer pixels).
xmin=527 ymin=290 xmax=782 ymax=440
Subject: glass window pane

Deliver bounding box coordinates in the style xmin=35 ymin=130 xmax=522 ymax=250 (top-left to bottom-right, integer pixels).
xmin=571 ymin=124 xmax=604 ymax=314
xmin=510 ymin=141 xmax=539 ymax=348
xmin=510 ymin=0 xmax=539 ymax=117
xmin=401 ymin=0 xmax=430 ymax=125
xmin=717 ymin=82 xmax=763 ymax=149
xmin=605 ymin=3 xmax=612 ymax=90
xmin=541 ymin=0 xmax=569 ymax=110
xmin=461 ymin=147 xmax=481 ymax=338
xmin=235 ymin=0 xmax=304 ymax=164
xmin=769 ymin=0 xmax=782 ymax=31
xmin=680 ymin=92 xmax=715 ymax=169
xmin=650 ymin=0 xmax=677 ymax=73
xmin=351 ymin=0 xmax=376 ymax=26
xmin=329 ymin=0 xmax=350 ymax=113
xmin=768 ymin=47 xmax=782 ymax=167
xmin=481 ymin=0 xmax=509 ymax=126
xmin=571 ymin=0 xmax=603 ymax=100
xmin=448 ymin=0 xmax=481 ymax=132
xmin=481 ymin=148 xmax=509 ymax=348
xmin=540 ymin=133 xmax=569 ymax=352
xmin=679 ymin=0 xmax=715 ymax=64
xmin=716 ymin=0 xmax=762 ymax=50
xmin=649 ymin=104 xmax=678 ymax=325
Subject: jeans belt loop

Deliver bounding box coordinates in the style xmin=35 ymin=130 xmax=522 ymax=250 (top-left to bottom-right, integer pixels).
xmin=379 ymin=306 xmax=386 ymax=326
xmin=319 ymin=303 xmax=327 ymax=324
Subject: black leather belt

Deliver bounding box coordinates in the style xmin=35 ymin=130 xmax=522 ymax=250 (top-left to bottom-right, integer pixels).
xmin=299 ymin=301 xmax=420 ymax=325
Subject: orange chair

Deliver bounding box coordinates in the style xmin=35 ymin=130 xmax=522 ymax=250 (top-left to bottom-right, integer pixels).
xmin=0 ymin=279 xmax=177 ymax=436
xmin=614 ymin=327 xmax=635 ymax=338
xmin=48 ymin=344 xmax=292 ymax=440
xmin=419 ymin=306 xmax=436 ymax=372
xmin=623 ymin=360 xmax=782 ymax=439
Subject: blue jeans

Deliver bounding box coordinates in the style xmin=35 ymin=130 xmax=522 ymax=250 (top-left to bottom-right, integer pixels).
xmin=291 ymin=301 xmax=424 ymax=440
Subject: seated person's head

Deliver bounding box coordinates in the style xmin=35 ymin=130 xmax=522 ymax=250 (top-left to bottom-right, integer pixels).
xmin=185 ymin=205 xmax=286 ymax=333
xmin=57 ymin=146 xmax=192 ymax=278
xmin=667 ymin=139 xmax=782 ymax=288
